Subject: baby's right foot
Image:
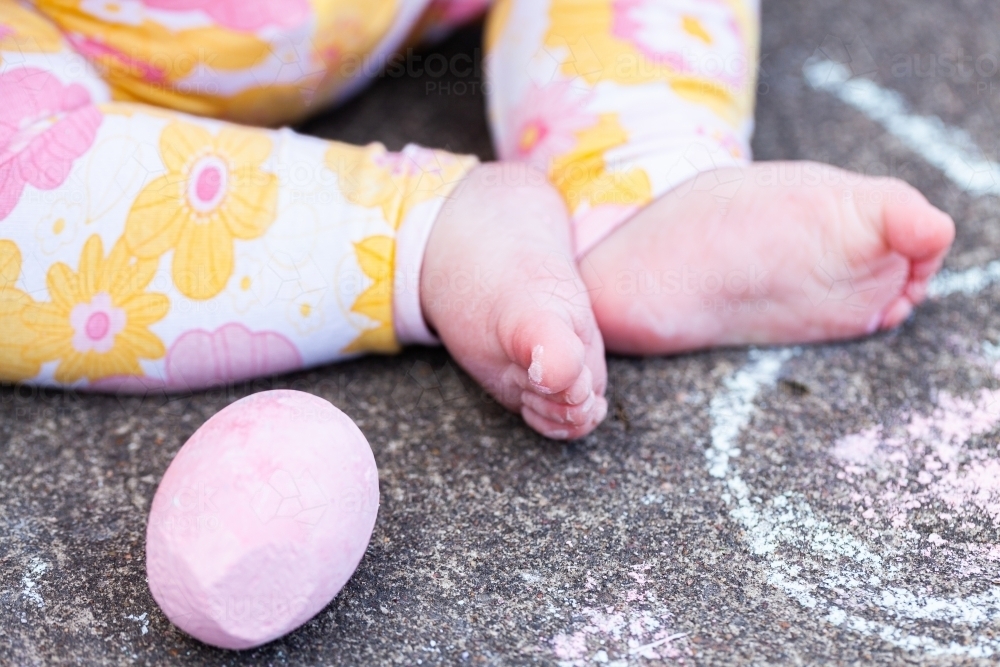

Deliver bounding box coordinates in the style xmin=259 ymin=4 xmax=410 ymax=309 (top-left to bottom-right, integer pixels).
xmin=583 ymin=162 xmax=955 ymax=355
xmin=421 ymin=164 xmax=608 ymax=440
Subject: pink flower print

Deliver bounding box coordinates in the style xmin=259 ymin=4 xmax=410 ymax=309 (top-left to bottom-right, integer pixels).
xmin=80 ymin=0 xmax=145 ymax=26
xmin=611 ymin=0 xmax=747 ymax=90
xmin=164 ymin=323 xmax=303 ymax=391
xmin=67 ymin=34 xmax=168 ymax=85
xmin=373 ymin=144 xmax=459 ymax=180
xmin=69 ymin=292 xmax=127 ymax=354
xmin=0 ymin=68 xmax=102 ymax=221
xmin=89 ymin=324 xmax=303 ymax=393
xmin=142 ymin=0 xmax=311 ymax=32
xmin=500 ymin=81 xmax=598 ymax=170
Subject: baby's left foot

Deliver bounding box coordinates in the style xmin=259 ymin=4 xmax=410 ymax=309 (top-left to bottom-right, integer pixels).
xmin=583 ymin=161 xmax=955 ymax=355
xmin=421 ymin=164 xmax=608 ymax=440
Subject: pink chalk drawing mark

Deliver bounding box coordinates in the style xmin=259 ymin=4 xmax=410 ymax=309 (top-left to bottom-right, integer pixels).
xmin=831 ymin=387 xmax=1000 ymax=577
xmin=548 ymin=564 xmax=690 ymax=666
xmin=832 ymin=389 xmax=1000 ymax=531
xmin=707 ymin=350 xmax=1000 ymax=656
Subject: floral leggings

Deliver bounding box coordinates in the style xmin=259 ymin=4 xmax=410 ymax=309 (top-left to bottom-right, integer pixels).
xmin=0 ymin=0 xmax=758 ymax=391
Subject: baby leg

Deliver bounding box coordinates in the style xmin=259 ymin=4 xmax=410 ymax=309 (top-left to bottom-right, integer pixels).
xmin=486 ymin=0 xmax=954 ymax=354
xmin=0 ymin=2 xmax=606 ymax=438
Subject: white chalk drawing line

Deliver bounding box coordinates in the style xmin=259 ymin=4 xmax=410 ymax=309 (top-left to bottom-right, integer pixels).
xmin=929 ymin=260 xmax=1000 ymax=299
xmin=722 ymin=57 xmax=1000 ymax=653
xmin=803 ymin=57 xmax=1000 ymax=198
xmin=707 ymin=349 xmax=1000 ymax=657
xmin=21 ymin=558 xmax=49 ymax=609
xmin=803 ymin=57 xmax=1000 ymax=301
xmin=125 ymin=612 xmax=150 ymax=635
xmin=764 ymin=496 xmax=1000 ymax=623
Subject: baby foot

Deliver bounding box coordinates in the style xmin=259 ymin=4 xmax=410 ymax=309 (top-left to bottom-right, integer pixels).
xmin=422 ymin=164 xmax=608 ymax=439
xmin=583 ymin=161 xmax=955 ymax=355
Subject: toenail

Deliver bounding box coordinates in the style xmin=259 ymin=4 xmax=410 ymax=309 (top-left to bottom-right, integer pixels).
xmin=528 ymin=345 xmax=545 ymax=387
xmin=565 ymin=367 xmax=593 ymax=405
xmin=866 ymin=312 xmax=881 ymax=334
xmin=548 ymin=429 xmax=569 ymax=440
xmin=565 ymin=403 xmax=592 ymax=426
xmin=594 ymin=399 xmax=608 ymax=424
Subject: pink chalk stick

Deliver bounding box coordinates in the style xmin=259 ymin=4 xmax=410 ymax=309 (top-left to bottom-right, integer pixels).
xmin=145 ymin=390 xmax=379 ymax=650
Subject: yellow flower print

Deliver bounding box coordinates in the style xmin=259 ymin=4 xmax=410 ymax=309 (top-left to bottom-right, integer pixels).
xmin=545 ymin=0 xmax=757 ymax=126
xmin=342 ymin=235 xmax=399 ymax=355
xmin=325 ymin=143 xmax=476 ymax=230
xmin=549 ymin=114 xmax=652 ymax=214
xmin=310 ymin=0 xmax=396 ymax=106
xmin=36 ymin=199 xmax=84 ymax=256
xmin=0 ymin=241 xmax=42 ymax=382
xmin=323 ymin=144 xmax=475 ymax=355
xmin=210 ymin=85 xmax=323 ymax=128
xmin=35 ymin=1 xmax=271 ymax=76
xmin=125 ymin=121 xmax=278 ymax=300
xmin=681 ymin=15 xmax=713 ymax=44
xmin=35 ymin=1 xmax=314 ymax=124
xmin=21 ymin=235 xmax=169 ymax=384
xmin=0 ymin=0 xmax=64 ymax=54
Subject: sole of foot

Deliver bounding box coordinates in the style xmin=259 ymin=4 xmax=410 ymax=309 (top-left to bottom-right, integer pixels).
xmin=582 ymin=161 xmax=956 ymax=355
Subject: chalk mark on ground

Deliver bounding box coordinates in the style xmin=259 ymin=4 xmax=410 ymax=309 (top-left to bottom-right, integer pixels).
xmin=803 ymin=57 xmax=1000 ymax=197
xmin=708 ymin=349 xmax=1000 ymax=657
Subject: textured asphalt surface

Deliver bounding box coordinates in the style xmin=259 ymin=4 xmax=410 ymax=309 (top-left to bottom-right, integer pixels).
xmin=4 ymin=0 xmax=1000 ymax=664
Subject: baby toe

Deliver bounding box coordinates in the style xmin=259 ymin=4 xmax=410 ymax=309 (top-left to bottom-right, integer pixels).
xmin=879 ymin=297 xmax=914 ymax=330
xmin=504 ymin=309 xmax=587 ymax=396
xmin=879 ymin=183 xmax=956 ymax=263
xmin=521 ymin=390 xmax=598 ymax=427
xmin=522 ymin=397 xmax=606 ymax=441
xmin=550 ymin=365 xmax=594 ymax=406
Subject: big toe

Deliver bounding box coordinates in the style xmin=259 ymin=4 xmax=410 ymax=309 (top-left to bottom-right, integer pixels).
xmin=502 ymin=309 xmax=586 ymax=395
xmin=859 ymin=179 xmax=955 ymax=329
xmin=500 ymin=307 xmax=607 ymax=438
xmin=876 ymin=179 xmax=956 ymax=263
